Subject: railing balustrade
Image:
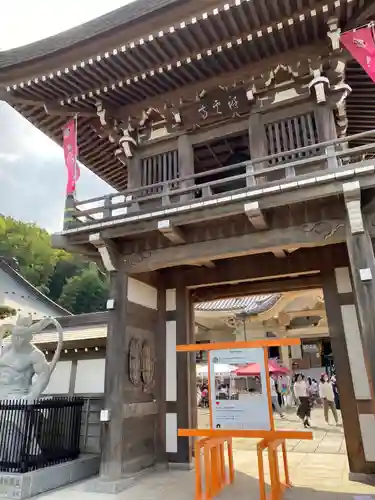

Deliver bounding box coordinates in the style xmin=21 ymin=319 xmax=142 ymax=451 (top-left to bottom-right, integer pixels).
xmin=65 ymin=128 xmax=375 ymax=230
xmin=0 ymin=397 xmax=83 ymax=473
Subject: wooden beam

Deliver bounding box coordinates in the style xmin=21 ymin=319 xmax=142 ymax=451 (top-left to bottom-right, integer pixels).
xmin=345 ymin=0 xmax=375 ymax=30
xmin=125 ymin=218 xmax=349 ymax=274
xmin=286 ymin=326 xmax=329 ymax=337
xmin=157 ymin=220 xmax=185 ymax=245
xmin=192 ymin=274 xmax=322 ymax=302
xmin=286 ymin=308 xmax=326 ymax=318
xmin=244 ymin=202 xmax=268 ymax=230
xmin=51 ymin=234 xmax=102 ymax=262
xmin=118 ymin=43 xmax=326 ymax=119
xmin=165 ymin=244 xmax=348 ymax=289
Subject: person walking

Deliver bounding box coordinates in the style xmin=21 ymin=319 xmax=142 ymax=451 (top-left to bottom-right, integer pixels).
xmin=270 ymin=373 xmax=285 ymax=418
xmin=294 ymin=373 xmax=311 ymax=427
xmin=319 ymin=373 xmax=339 ymax=425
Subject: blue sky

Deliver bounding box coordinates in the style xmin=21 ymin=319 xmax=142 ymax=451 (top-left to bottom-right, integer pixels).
xmin=0 ymin=0 xmax=135 ymax=232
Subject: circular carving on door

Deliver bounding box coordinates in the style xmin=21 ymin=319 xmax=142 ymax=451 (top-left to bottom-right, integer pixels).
xmin=129 ymin=338 xmax=142 ymax=387
xmin=141 ymin=340 xmax=155 ymax=388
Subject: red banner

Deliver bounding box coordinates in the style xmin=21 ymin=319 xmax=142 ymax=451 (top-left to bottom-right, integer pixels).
xmin=63 ymin=118 xmax=80 ymax=195
xmin=340 ymin=25 xmax=375 ymax=83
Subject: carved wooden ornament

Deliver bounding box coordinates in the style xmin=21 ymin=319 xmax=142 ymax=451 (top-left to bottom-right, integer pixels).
xmin=129 ymin=338 xmax=143 ymax=387
xmin=141 ymin=340 xmax=155 ymax=389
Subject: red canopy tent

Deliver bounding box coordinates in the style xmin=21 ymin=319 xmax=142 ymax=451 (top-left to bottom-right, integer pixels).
xmin=235 ymin=359 xmax=289 ymax=377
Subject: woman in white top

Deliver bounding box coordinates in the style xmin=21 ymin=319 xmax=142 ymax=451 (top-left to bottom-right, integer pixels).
xmin=294 ymin=373 xmax=311 ymax=427
xmin=319 ymin=373 xmax=339 ymax=425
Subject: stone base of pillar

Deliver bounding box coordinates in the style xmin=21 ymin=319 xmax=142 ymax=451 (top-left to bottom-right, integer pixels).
xmin=87 ymin=466 xmax=155 ymax=495
xmin=168 ymin=462 xmax=194 ymax=471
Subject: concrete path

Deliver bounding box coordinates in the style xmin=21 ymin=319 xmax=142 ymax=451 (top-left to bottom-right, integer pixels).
xmin=198 ymin=406 xmax=347 ymax=454
xmin=34 ymin=407 xmax=374 ymax=500
xmin=34 ymin=454 xmax=375 ymax=500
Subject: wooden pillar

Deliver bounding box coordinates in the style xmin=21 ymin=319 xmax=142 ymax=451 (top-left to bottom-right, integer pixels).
xmin=344 ymin=181 xmax=375 ymax=398
xmin=127 ymin=155 xmax=142 ymax=190
xmin=178 ymin=134 xmax=194 ymax=201
xmin=314 ymin=103 xmax=338 ymax=170
xmin=341 ymin=181 xmax=375 ymax=478
xmin=322 ymin=266 xmax=375 ymax=476
xmin=248 ymin=112 xmax=267 ymax=184
xmin=280 ymin=346 xmax=291 ymax=370
xmin=126 ymin=156 xmax=142 ymax=213
xmin=100 ymin=262 xmax=129 ymax=480
xmin=165 ymin=283 xmax=195 ymax=466
xmin=155 ymin=282 xmax=167 ymax=464
xmin=314 ymin=104 xmax=337 ymax=143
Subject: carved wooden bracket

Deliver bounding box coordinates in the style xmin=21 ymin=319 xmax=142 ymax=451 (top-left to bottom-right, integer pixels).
xmin=158 ymin=219 xmax=186 ymax=245
xmin=89 ymin=232 xmax=119 ymax=271
xmin=244 ymin=202 xmax=268 ymax=230
xmin=308 ymin=75 xmax=330 ymax=104
xmin=96 ymin=101 xmax=166 ymax=163
xmin=327 ymin=17 xmax=341 ymax=52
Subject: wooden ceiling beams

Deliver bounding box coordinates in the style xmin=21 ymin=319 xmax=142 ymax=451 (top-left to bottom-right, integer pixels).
xmin=192 ymin=274 xmax=322 ymax=303
xmin=162 ymin=243 xmax=348 ymax=289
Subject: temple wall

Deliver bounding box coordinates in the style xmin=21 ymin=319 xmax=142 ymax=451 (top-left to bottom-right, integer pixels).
xmin=121 ymin=278 xmax=159 ymax=474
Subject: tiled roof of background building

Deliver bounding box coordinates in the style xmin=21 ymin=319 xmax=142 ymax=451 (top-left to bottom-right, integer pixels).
xmin=194 ymin=294 xmax=280 ymax=314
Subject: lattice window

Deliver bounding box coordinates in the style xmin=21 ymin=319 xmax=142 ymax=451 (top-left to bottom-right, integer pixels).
xmin=265 ymin=112 xmax=320 ymax=166
xmin=140 ymin=150 xmax=179 ymax=194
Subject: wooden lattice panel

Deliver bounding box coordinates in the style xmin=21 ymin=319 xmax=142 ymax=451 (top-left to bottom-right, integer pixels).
xmin=141 ymin=150 xmax=179 ymax=194
xmin=265 ymin=112 xmax=320 ymax=166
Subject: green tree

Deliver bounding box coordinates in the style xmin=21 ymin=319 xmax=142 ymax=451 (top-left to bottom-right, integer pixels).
xmin=59 ymin=264 xmax=109 ymax=314
xmin=0 ymin=215 xmax=109 ymax=314
xmin=0 ymin=305 xmax=16 ymax=320
xmin=0 ymin=215 xmax=64 ymax=292
xmin=47 ymin=255 xmax=90 ymax=302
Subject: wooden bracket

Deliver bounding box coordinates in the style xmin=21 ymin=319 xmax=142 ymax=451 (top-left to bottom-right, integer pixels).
xmin=272 ymin=250 xmax=287 ymax=258
xmin=343 ymin=181 xmax=364 ymax=234
xmin=203 ymin=261 xmax=216 ymax=268
xmin=89 ymin=233 xmax=119 ymax=271
xmin=157 ymin=220 xmax=185 ymax=245
xmin=244 ymin=202 xmax=268 ymax=230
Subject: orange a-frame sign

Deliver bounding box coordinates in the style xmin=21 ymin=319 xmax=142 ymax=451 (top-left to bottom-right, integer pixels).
xmin=177 ymin=338 xmax=313 ymax=441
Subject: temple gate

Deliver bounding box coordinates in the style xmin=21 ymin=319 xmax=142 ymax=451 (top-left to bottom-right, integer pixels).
xmin=2 ymin=0 xmax=375 ymax=490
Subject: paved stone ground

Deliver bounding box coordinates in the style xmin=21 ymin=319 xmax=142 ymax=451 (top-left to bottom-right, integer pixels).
xmin=34 ymin=408 xmax=375 ymax=500
xmin=198 ymin=406 xmax=347 ymax=454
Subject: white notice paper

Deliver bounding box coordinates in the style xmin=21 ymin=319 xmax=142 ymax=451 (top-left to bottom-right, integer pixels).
xmin=209 ymin=347 xmax=271 ymax=431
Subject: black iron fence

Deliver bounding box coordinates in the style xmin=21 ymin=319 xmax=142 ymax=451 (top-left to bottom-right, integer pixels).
xmin=0 ymin=397 xmax=83 ymax=473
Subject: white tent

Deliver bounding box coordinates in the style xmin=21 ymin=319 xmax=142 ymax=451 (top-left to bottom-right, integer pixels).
xmin=197 ymin=364 xmax=237 ymax=377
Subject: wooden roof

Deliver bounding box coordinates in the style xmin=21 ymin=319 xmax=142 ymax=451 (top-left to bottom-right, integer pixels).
xmin=0 ymin=0 xmax=373 ymax=190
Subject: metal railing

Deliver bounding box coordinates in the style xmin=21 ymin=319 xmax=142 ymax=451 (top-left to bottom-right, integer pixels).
xmin=0 ymin=397 xmax=83 ymax=473
xmin=66 ymin=128 xmax=375 ymax=230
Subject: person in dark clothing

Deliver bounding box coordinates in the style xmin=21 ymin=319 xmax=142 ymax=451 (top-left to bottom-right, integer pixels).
xmin=294 ymin=373 xmax=311 ymax=427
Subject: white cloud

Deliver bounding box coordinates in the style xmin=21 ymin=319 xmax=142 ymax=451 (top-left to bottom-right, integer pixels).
xmin=0 ymin=152 xmax=20 ymax=163
xmin=0 ymin=103 xmax=113 ymax=232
